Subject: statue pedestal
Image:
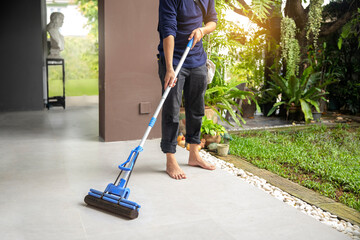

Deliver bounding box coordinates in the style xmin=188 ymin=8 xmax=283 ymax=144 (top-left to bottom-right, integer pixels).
xmin=46 ymin=58 xmax=65 ymax=109
xmin=48 ymin=48 xmax=62 ymax=59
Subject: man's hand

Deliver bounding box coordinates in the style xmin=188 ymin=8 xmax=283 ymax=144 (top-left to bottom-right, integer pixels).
xmin=188 ymin=22 xmax=217 ymax=49
xmin=188 ymin=27 xmax=204 ymax=49
xmin=164 ymin=68 xmax=177 ymax=90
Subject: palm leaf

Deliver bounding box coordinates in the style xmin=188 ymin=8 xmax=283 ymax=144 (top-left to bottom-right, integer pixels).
xmin=221 ymin=98 xmax=242 ymax=127
xmin=249 ymin=95 xmax=261 ymax=113
xmin=208 ymin=105 xmax=232 ymax=126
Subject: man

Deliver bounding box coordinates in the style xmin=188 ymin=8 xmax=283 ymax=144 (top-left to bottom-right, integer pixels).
xmin=157 ymin=0 xmax=217 ymax=180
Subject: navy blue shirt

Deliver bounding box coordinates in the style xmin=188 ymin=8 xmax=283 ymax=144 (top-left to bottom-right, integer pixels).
xmin=158 ymin=0 xmax=217 ymax=68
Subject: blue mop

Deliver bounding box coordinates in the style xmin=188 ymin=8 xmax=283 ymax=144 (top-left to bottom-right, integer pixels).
xmin=84 ymin=39 xmax=194 ymax=219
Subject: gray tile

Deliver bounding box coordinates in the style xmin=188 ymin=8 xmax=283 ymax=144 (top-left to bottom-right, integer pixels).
xmin=0 ymin=104 xmax=352 ymax=240
xmin=212 ymin=206 xmax=349 ymax=240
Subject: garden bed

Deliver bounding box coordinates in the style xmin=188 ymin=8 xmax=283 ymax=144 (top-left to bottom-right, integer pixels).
xmin=229 ymin=124 xmax=360 ymax=212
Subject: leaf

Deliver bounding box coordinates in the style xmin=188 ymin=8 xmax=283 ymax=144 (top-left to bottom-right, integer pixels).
xmin=288 ymin=97 xmax=296 ymax=105
xmin=295 ymin=88 xmax=302 ymax=104
xmin=303 ymin=86 xmax=320 ymax=99
xmin=299 ymin=99 xmax=313 ymax=123
xmin=249 ymin=95 xmax=261 ymax=113
xmin=251 ymin=0 xmax=272 ymax=22
xmin=340 ymin=22 xmax=352 ymax=39
xmin=305 ymin=72 xmax=321 ymax=90
xmin=209 ymin=105 xmax=233 ymax=127
xmin=338 ymin=37 xmax=343 ymax=50
xmin=300 ymin=66 xmax=313 ymax=86
xmin=221 ymin=98 xmax=242 ymax=127
xmin=205 ymin=127 xmax=209 ymax=134
xmin=289 ymin=75 xmax=299 ymax=98
xmin=267 ymin=101 xmax=285 ymax=116
xmin=305 ymin=99 xmax=320 ymax=113
xmin=270 ymin=73 xmax=288 ymax=97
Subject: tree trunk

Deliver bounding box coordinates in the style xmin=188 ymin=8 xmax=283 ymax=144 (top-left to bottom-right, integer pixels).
xmin=264 ymin=16 xmax=281 ymax=93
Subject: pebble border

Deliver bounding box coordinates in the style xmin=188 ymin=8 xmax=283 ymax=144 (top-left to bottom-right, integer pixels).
xmin=200 ymin=150 xmax=360 ymax=239
xmin=225 ymin=124 xmax=299 ymax=132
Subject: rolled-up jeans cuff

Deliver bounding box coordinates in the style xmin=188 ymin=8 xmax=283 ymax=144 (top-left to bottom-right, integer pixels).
xmin=185 ymin=135 xmax=201 ymax=145
xmin=160 ymin=141 xmax=177 ymax=154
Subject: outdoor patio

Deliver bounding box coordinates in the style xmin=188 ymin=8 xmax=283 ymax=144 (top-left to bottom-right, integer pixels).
xmin=0 ymin=97 xmax=350 ymax=240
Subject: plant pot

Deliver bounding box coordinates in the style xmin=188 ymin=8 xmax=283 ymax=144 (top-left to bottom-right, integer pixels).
xmin=312 ymin=112 xmax=322 ymax=121
xmin=287 ymin=106 xmax=304 ymax=122
xmin=203 ymin=134 xmax=221 ymax=147
xmin=279 ymin=104 xmax=287 ymax=118
xmin=217 ymin=143 xmax=229 ymax=156
xmin=241 ymin=98 xmax=256 ymax=118
xmin=319 ymin=98 xmax=327 ymax=113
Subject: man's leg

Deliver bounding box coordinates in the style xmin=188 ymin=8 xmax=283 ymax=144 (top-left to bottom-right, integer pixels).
xmin=159 ymin=58 xmax=188 ymax=179
xmin=184 ymin=64 xmax=215 ymax=170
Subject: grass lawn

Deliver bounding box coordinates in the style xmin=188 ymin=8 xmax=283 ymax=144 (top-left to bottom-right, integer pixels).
xmin=230 ymin=124 xmax=360 ymax=211
xmin=48 ymin=78 xmax=98 ymax=97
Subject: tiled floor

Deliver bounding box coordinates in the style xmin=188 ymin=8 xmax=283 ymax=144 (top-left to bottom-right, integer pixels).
xmin=0 ymin=98 xmax=350 ymax=240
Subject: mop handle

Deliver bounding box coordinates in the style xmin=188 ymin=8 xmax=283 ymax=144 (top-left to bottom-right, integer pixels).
xmin=118 ymin=39 xmax=194 ymax=181
xmin=139 ymin=38 xmax=194 ymax=149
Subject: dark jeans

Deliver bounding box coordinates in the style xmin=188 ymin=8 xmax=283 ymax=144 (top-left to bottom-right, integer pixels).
xmin=158 ymin=56 xmax=207 ymax=153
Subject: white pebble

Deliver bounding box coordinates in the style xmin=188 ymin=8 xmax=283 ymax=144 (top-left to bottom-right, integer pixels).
xmin=305 ymin=206 xmax=313 ymax=212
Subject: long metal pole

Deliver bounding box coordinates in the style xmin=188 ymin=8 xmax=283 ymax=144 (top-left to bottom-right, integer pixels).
xmin=121 ymin=39 xmax=194 ymax=182
xmin=139 ymin=39 xmax=194 ymax=149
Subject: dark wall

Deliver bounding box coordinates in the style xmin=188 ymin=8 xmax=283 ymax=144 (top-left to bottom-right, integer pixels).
xmin=98 ymin=0 xmax=161 ymax=141
xmin=0 ymin=0 xmax=46 ymax=111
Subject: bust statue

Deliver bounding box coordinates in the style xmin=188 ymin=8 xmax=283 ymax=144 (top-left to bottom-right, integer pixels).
xmin=46 ymin=12 xmax=65 ymax=58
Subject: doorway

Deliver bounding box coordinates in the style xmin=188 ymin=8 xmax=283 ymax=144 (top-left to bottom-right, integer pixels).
xmin=45 ymin=0 xmax=99 ymax=106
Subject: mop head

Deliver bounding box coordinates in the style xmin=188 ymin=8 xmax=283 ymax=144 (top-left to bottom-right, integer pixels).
xmin=84 ymin=188 xmax=140 ymax=219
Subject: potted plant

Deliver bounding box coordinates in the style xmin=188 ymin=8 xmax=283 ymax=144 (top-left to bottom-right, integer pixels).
xmin=259 ymin=80 xmax=281 ymax=117
xmin=205 ymin=80 xmax=260 ymax=127
xmin=312 ymin=109 xmax=322 ymax=121
xmin=266 ymin=66 xmax=336 ymax=123
xmin=239 ymin=86 xmax=259 ymax=118
xmin=216 ymin=132 xmax=232 ymax=156
xmin=200 ymin=116 xmax=227 ymax=147
xmin=217 ymin=143 xmax=229 ymax=156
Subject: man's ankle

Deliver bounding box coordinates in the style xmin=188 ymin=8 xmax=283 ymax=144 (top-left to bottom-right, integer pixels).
xmin=166 ymin=153 xmax=176 ymax=161
xmin=189 ymin=143 xmax=200 ymax=152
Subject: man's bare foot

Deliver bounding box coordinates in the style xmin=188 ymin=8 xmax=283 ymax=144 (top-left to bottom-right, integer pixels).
xmin=188 ymin=144 xmax=216 ymax=170
xmin=166 ymin=153 xmax=186 ymax=180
